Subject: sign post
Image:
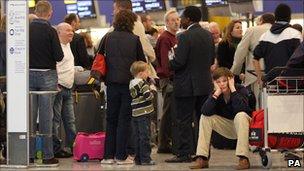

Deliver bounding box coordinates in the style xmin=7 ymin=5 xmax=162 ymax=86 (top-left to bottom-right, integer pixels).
xmin=6 ymin=0 xmax=29 ymax=167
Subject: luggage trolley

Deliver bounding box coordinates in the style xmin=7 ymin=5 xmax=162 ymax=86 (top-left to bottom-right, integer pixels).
xmin=256 ymin=67 xmax=304 ymax=168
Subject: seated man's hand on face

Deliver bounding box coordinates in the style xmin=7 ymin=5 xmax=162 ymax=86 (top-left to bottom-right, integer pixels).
xmin=228 ymin=77 xmax=236 ymax=92
xmin=213 ymin=81 xmax=222 ymax=97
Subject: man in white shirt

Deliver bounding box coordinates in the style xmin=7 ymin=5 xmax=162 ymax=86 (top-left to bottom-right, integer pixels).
xmin=53 ymin=22 xmax=76 ymax=158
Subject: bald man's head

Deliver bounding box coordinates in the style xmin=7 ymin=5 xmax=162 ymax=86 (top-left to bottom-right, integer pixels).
xmin=209 ymin=22 xmax=221 ymax=44
xmin=57 ymin=23 xmax=74 ymax=44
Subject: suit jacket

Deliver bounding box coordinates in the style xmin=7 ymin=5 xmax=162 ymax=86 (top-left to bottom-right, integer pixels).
xmin=169 ymin=23 xmax=215 ymax=97
xmin=231 ymin=23 xmax=271 ymax=86
xmin=70 ymin=33 xmax=91 ymax=69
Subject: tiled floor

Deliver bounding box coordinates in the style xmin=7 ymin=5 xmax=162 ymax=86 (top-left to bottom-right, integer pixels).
xmin=1 ymin=148 xmax=303 ymax=170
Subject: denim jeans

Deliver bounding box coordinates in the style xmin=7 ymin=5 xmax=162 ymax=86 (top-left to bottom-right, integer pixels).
xmin=132 ymin=115 xmax=152 ymax=163
xmin=104 ymin=83 xmax=132 ymax=160
xmin=53 ymin=87 xmax=76 ymax=154
xmin=29 ymin=70 xmax=58 ymax=159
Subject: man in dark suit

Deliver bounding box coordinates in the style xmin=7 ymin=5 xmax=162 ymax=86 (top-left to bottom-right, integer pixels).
xmin=64 ymin=13 xmax=91 ymax=69
xmin=165 ymin=6 xmax=215 ymax=163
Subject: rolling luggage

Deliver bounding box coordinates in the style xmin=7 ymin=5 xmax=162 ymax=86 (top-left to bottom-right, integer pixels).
xmin=73 ymin=132 xmax=106 ymax=162
xmin=73 ymin=90 xmax=106 ymax=133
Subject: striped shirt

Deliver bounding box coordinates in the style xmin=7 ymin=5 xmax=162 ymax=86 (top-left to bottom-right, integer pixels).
xmin=129 ymin=78 xmax=154 ymax=117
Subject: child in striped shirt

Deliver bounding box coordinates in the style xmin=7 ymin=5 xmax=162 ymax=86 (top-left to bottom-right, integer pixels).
xmin=129 ymin=61 xmax=155 ymax=165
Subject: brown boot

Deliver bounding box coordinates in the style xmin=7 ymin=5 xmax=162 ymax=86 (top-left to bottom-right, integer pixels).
xmin=236 ymin=158 xmax=250 ymax=170
xmin=189 ymin=157 xmax=209 ymax=169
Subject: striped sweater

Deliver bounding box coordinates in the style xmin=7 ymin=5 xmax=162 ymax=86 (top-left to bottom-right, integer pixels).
xmin=129 ymin=78 xmax=154 ymax=117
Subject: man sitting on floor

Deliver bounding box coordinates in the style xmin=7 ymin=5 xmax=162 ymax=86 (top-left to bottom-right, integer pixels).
xmin=190 ymin=67 xmax=252 ymax=170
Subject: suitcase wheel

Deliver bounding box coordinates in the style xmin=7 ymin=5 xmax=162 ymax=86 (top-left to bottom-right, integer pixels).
xmin=79 ymin=153 xmax=89 ymax=162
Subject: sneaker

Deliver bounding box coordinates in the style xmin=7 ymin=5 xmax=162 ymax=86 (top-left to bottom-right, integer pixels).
xmin=37 ymin=158 xmax=59 ymax=167
xmin=141 ymin=160 xmax=156 ymax=165
xmin=100 ymin=159 xmax=115 ymax=165
xmin=116 ymin=158 xmax=134 ymax=165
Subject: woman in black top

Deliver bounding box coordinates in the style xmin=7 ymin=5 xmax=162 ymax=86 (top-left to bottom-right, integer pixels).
xmin=100 ymin=10 xmax=146 ymax=164
xmin=217 ymin=20 xmax=243 ymax=83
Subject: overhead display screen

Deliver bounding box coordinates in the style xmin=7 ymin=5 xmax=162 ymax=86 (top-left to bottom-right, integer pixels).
xmin=132 ymin=0 xmax=166 ymax=13
xmin=65 ymin=0 xmax=97 ymax=19
xmin=206 ymin=0 xmax=227 ymax=6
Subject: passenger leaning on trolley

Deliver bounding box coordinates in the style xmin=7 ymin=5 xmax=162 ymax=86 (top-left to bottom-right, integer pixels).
xmin=191 ymin=67 xmax=252 ymax=170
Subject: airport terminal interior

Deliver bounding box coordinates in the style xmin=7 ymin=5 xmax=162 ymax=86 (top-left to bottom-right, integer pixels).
xmin=0 ymin=0 xmax=303 ymax=170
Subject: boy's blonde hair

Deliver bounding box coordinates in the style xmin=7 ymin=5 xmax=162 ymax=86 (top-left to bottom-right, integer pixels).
xmin=130 ymin=61 xmax=149 ymax=77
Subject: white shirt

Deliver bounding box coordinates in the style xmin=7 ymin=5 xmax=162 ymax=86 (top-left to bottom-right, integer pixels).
xmin=57 ymin=43 xmax=75 ymax=89
xmin=187 ymin=23 xmax=197 ymax=30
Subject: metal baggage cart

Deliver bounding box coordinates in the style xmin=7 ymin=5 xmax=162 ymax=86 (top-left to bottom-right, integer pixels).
xmin=254 ymin=67 xmax=304 ymax=168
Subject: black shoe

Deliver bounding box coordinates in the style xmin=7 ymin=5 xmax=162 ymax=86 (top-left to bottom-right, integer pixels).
xmin=135 ymin=161 xmax=141 ymax=165
xmin=42 ymin=158 xmax=59 ymax=166
xmin=165 ymin=155 xmax=192 ymax=163
xmin=54 ymin=150 xmax=73 ymax=158
xmin=141 ymin=160 xmax=156 ymax=165
xmin=29 ymin=158 xmax=34 ymax=164
xmin=157 ymin=147 xmax=172 ymax=154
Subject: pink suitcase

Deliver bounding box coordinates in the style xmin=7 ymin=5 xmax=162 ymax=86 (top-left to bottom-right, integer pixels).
xmin=73 ymin=132 xmax=106 ymax=162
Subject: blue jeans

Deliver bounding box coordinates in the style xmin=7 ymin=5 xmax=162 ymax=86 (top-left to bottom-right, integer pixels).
xmin=104 ymin=83 xmax=132 ymax=160
xmin=53 ymin=87 xmax=76 ymax=154
xmin=132 ymin=115 xmax=152 ymax=163
xmin=29 ymin=70 xmax=58 ymax=159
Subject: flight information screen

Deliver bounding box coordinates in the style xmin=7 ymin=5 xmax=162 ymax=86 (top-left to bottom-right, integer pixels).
xmin=206 ymin=0 xmax=227 ymax=6
xmin=132 ymin=0 xmax=166 ymax=13
xmin=65 ymin=0 xmax=97 ymax=19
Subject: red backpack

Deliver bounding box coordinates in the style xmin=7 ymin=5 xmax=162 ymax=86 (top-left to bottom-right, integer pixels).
xmin=249 ymin=109 xmax=304 ymax=149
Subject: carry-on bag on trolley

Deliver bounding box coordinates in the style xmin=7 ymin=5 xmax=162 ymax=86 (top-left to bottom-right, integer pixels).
xmin=249 ymin=109 xmax=304 ymax=149
xmin=73 ymin=132 xmax=106 ymax=162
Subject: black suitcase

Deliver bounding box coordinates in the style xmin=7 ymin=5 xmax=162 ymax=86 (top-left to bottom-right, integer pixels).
xmin=73 ymin=91 xmax=106 ymax=133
